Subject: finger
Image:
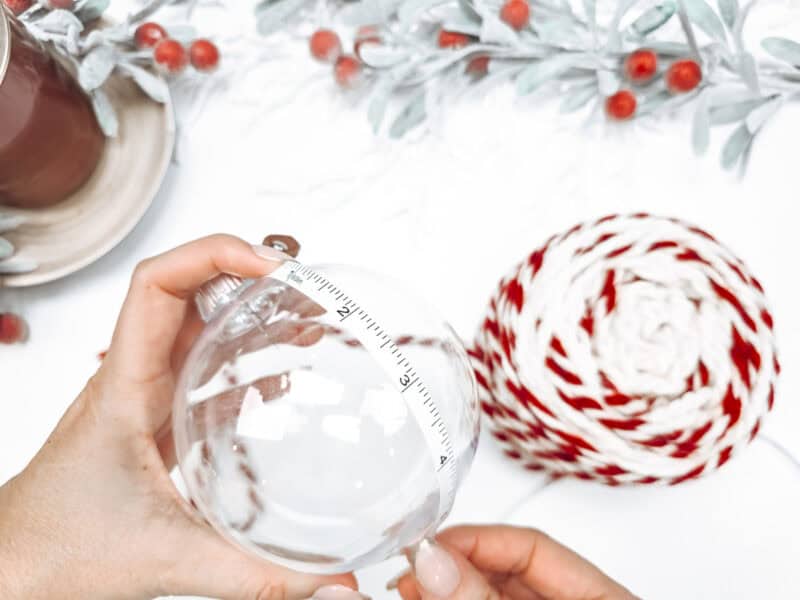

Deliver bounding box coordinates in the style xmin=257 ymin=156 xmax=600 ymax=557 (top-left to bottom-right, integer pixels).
xmin=107 ymin=235 xmax=287 ymax=384
xmin=437 ymin=525 xmax=637 ymax=600
xmin=396 ymin=573 xmax=421 ymax=600
xmin=162 ymin=519 xmax=361 ymax=600
xmin=397 ymin=540 xmax=501 ymax=600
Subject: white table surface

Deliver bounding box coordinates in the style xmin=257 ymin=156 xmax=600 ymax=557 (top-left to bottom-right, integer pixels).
xmin=2 ymin=2 xmax=800 ymax=598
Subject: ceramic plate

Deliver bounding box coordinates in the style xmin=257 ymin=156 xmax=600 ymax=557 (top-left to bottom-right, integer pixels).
xmin=1 ymin=73 xmax=175 ymax=287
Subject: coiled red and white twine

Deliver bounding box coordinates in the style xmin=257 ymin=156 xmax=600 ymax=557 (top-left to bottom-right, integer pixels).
xmin=470 ymin=214 xmax=779 ymax=485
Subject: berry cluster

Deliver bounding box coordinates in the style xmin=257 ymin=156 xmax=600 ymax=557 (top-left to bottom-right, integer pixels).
xmin=134 ymin=22 xmax=219 ymax=74
xmin=437 ymin=0 xmax=531 ymax=75
xmin=309 ymin=28 xmax=371 ymax=88
xmin=606 ymin=49 xmax=702 ymax=120
xmin=308 ymin=1 xmax=530 ymax=87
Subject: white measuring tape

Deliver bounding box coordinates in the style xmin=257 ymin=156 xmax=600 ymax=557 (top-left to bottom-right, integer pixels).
xmin=269 ymin=260 xmax=458 ymax=522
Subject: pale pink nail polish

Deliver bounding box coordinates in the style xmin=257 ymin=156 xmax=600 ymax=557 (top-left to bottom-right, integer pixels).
xmin=309 ymin=584 xmax=370 ymax=600
xmin=251 ymin=244 xmax=292 ymax=262
xmin=414 ymin=540 xmax=460 ymax=597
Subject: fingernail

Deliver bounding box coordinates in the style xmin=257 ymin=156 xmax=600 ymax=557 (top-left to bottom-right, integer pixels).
xmin=386 ymin=568 xmax=411 ymax=590
xmin=308 ymin=584 xmax=370 ymax=600
xmin=414 ymin=540 xmax=460 ymax=597
xmin=251 ymin=244 xmax=293 ymax=262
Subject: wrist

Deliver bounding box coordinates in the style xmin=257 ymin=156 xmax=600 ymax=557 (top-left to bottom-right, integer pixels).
xmin=0 ymin=475 xmax=41 ymax=597
xmin=0 ymin=473 xmax=77 ymax=598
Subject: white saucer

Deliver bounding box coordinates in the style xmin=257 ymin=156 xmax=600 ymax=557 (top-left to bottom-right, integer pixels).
xmin=1 ymin=73 xmax=175 ymax=287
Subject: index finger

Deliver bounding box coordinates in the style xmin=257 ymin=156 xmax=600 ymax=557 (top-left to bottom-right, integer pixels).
xmin=437 ymin=525 xmax=636 ymax=600
xmin=108 ymin=235 xmax=287 ymax=383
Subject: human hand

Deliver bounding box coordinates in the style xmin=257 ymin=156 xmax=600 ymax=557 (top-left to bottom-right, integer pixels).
xmin=0 ymin=235 xmax=365 ymax=600
xmin=393 ymin=525 xmax=638 ymax=600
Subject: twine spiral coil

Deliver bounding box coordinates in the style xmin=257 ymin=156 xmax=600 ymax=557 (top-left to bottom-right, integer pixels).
xmin=470 ymin=214 xmax=779 ymax=485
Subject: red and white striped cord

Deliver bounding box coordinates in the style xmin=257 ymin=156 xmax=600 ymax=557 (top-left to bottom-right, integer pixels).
xmin=470 ymin=214 xmax=779 ymax=485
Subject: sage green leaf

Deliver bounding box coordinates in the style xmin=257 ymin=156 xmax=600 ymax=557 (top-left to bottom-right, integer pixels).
xmin=606 ymin=0 xmax=638 ymax=50
xmin=479 ymin=10 xmax=520 ymax=45
xmin=739 ymin=52 xmax=759 ymax=94
xmin=359 ymin=44 xmax=409 ymax=68
xmin=761 ymin=37 xmax=800 ymax=66
xmin=745 ymin=95 xmax=781 ymax=134
xmin=76 ymin=0 xmax=110 ymax=22
xmin=684 ymin=0 xmax=727 ymax=42
xmin=630 ymin=2 xmax=676 ymax=36
xmin=91 ymin=89 xmax=118 ymax=137
xmin=117 ymin=63 xmax=169 ymax=104
xmin=368 ymin=90 xmax=390 ymax=133
xmin=457 ymin=0 xmax=481 ymax=22
xmin=0 ymin=237 xmax=13 ymax=260
xmin=583 ymin=0 xmax=596 ymax=25
xmin=0 ymin=257 xmax=38 ymax=274
xmin=79 ymin=45 xmax=115 ymax=91
xmin=37 ymin=9 xmax=84 ymax=34
xmin=717 ymin=0 xmax=737 ymax=30
xmin=0 ymin=214 xmax=25 ymax=234
xmin=390 ymin=93 xmax=426 ymax=138
xmin=692 ymin=90 xmax=710 ymax=154
xmin=720 ymin=123 xmax=752 ymax=169
xmin=342 ymin=0 xmax=402 ymax=26
xmin=255 ymin=0 xmax=308 ymax=35
xmin=399 ymin=0 xmax=448 ymax=26
xmin=516 ymin=55 xmax=582 ymax=95
xmin=709 ymin=98 xmax=765 ymax=124
xmin=597 ymin=69 xmax=619 ymax=96
xmin=560 ymin=83 xmax=597 ymax=113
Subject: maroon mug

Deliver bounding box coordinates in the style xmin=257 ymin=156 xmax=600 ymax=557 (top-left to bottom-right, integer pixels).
xmin=0 ymin=5 xmax=104 ymax=209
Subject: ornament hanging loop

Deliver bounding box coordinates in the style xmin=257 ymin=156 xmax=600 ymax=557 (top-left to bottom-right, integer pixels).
xmin=262 ymin=234 xmax=300 ymax=258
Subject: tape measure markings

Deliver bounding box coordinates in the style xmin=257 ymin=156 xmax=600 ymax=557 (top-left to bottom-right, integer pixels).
xmin=268 ymin=261 xmax=457 ymax=520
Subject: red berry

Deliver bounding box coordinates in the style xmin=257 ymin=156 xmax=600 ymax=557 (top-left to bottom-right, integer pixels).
xmin=45 ymin=0 xmax=73 ymax=8
xmin=605 ymin=90 xmax=637 ymax=120
xmin=153 ymin=39 xmax=188 ymax=74
xmin=0 ymin=313 xmax=27 ymax=344
xmin=665 ymin=59 xmax=702 ymax=93
xmin=624 ymin=49 xmax=658 ymax=82
xmin=134 ymin=22 xmax=168 ymax=49
xmin=334 ymin=55 xmax=361 ymax=88
xmin=354 ymin=25 xmax=381 ymax=60
xmin=466 ymin=55 xmax=490 ymax=77
xmin=189 ymin=39 xmax=219 ymax=71
xmin=438 ymin=29 xmax=472 ymax=49
xmin=310 ymin=29 xmax=342 ymax=63
xmin=3 ymin=0 xmax=33 ymax=15
xmin=500 ymin=0 xmax=530 ymax=31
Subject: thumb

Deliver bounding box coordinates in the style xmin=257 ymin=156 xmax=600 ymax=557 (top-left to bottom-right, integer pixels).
xmin=396 ymin=540 xmax=500 ymax=600
xmin=161 ymin=521 xmax=362 ymax=600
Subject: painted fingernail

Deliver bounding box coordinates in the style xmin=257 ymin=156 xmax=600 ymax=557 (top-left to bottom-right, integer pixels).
xmin=414 ymin=540 xmax=460 ymax=597
xmin=308 ymin=584 xmax=370 ymax=600
xmin=386 ymin=568 xmax=411 ymax=590
xmin=251 ymin=244 xmax=293 ymax=262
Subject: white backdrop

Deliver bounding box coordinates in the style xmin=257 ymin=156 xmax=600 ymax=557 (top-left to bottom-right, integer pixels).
xmin=1 ymin=1 xmax=799 ymax=598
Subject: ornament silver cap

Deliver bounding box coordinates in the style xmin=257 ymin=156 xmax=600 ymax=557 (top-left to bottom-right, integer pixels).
xmin=194 ymin=234 xmax=301 ymax=322
xmin=195 ymin=273 xmax=247 ymax=322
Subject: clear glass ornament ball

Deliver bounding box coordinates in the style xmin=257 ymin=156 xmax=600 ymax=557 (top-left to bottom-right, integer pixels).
xmin=173 ymin=263 xmax=480 ymax=574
